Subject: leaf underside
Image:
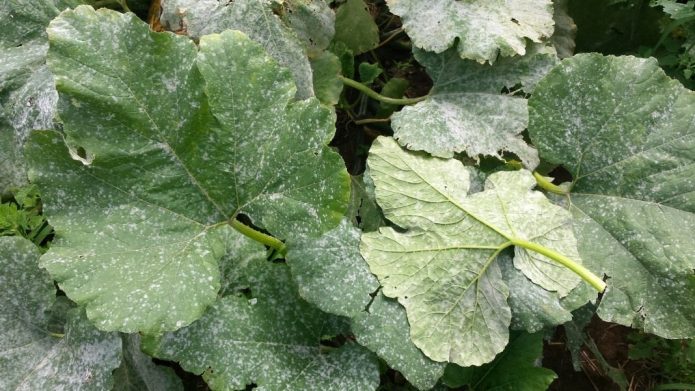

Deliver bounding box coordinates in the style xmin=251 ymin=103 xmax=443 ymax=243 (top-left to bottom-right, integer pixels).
xmin=360 ymin=137 xmax=590 ymax=366
xmin=386 ymin=0 xmax=555 ymax=63
xmin=392 ymin=44 xmax=558 ymax=168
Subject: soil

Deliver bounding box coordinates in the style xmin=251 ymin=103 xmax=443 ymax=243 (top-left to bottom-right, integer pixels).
xmin=544 ymin=315 xmax=654 ymax=391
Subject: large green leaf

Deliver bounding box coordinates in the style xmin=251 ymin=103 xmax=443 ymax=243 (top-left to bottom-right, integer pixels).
xmin=143 ymin=260 xmax=380 ymax=391
xmin=0 ymin=237 xmax=122 ymax=390
xmin=392 ymin=45 xmax=557 ymax=168
xmin=26 ymin=7 xmax=348 ymax=333
xmin=286 ymin=218 xmax=379 ymax=318
xmin=360 ymin=137 xmax=592 ymax=366
xmin=386 ymin=0 xmax=555 ymax=63
xmin=529 ymin=53 xmax=695 ymax=338
xmin=112 ymin=334 xmax=183 ymax=391
xmin=159 ymin=0 xmax=333 ymax=99
xmin=442 ymin=332 xmax=557 ymax=390
xmin=352 ymin=293 xmax=446 ymax=390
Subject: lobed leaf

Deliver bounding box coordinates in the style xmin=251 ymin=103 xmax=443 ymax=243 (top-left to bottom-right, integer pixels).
xmin=360 ymin=137 xmax=590 ymax=366
xmin=392 ymin=45 xmax=558 ymax=167
xmin=386 ymin=0 xmax=555 ymax=63
xmin=27 ymin=7 xmax=348 ymax=333
xmin=529 ymin=53 xmax=695 ymax=338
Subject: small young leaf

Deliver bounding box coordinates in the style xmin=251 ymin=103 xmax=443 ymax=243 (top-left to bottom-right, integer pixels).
xmin=333 ymin=0 xmax=379 ymax=55
xmin=358 ymin=62 xmax=383 ymax=84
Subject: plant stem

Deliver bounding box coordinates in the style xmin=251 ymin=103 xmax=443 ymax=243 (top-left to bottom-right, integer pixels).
xmin=355 ymin=117 xmax=391 ymax=125
xmin=229 ymin=218 xmax=287 ymax=256
xmin=511 ymin=238 xmax=607 ymax=292
xmin=338 ymin=75 xmax=427 ymax=105
xmin=532 ymin=171 xmax=569 ymax=195
xmin=655 ymin=384 xmax=695 ymax=391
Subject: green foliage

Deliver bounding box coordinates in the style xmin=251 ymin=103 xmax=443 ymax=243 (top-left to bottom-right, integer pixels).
xmin=0 ymin=185 xmax=52 ymax=247
xmin=629 ymin=333 xmax=695 ymax=386
xmin=2 ymin=0 xmax=694 ymax=389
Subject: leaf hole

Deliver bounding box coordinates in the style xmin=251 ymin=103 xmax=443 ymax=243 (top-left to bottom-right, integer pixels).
xmin=67 ymin=144 xmax=94 ymax=166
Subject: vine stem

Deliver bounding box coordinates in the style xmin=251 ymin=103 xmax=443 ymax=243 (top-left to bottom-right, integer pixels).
xmin=355 ymin=117 xmax=391 ymax=125
xmin=511 ymin=238 xmax=607 ymax=292
xmin=338 ymin=75 xmax=427 ymax=106
xmin=532 ymin=171 xmax=569 ymax=195
xmin=229 ymin=218 xmax=287 ymax=256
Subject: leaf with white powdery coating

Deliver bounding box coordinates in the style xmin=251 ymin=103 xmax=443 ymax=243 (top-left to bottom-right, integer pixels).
xmin=287 ymin=218 xmax=379 ymax=318
xmin=143 ymin=260 xmax=380 ymax=391
xmin=0 ymin=0 xmax=86 ymax=193
xmin=529 ymin=53 xmax=695 ymax=338
xmin=27 ymin=7 xmax=347 ymax=333
xmin=0 ymin=237 xmax=121 ymax=390
xmin=360 ymin=137 xmax=589 ymax=366
xmin=392 ymin=45 xmax=558 ymax=167
xmin=386 ymin=0 xmax=555 ymax=63
xmin=112 ymin=334 xmax=183 ymax=391
xmin=159 ymin=0 xmax=320 ymax=99
xmin=353 ymin=293 xmax=446 ymax=390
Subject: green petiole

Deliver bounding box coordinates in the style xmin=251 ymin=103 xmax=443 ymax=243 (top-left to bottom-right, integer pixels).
xmin=338 ymin=75 xmax=427 ymax=106
xmin=532 ymin=171 xmax=569 ymax=195
xmin=229 ymin=218 xmax=287 ymax=256
xmin=511 ymin=238 xmax=607 ymax=292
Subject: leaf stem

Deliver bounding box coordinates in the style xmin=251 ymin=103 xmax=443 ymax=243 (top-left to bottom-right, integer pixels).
xmin=354 ymin=117 xmax=391 ymax=125
xmin=338 ymin=75 xmax=427 ymax=105
xmin=229 ymin=218 xmax=287 ymax=256
xmin=532 ymin=171 xmax=569 ymax=195
xmin=511 ymin=238 xmax=606 ymax=292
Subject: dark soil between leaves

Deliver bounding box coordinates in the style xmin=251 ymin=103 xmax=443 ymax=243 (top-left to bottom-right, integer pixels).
xmin=544 ymin=316 xmax=654 ymax=391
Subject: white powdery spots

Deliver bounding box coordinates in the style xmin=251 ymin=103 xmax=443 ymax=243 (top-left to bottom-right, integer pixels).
xmin=529 ymin=53 xmax=695 ymax=339
xmin=392 ymin=45 xmax=557 ymax=169
xmin=145 ymin=260 xmax=379 ymax=390
xmin=361 ymin=138 xmax=589 ymax=366
xmin=1 ymin=244 xmax=121 ymax=391
xmin=286 ymin=219 xmax=379 ymax=318
xmin=353 ymin=293 xmax=446 ymax=390
xmin=387 ymin=0 xmax=554 ymax=63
